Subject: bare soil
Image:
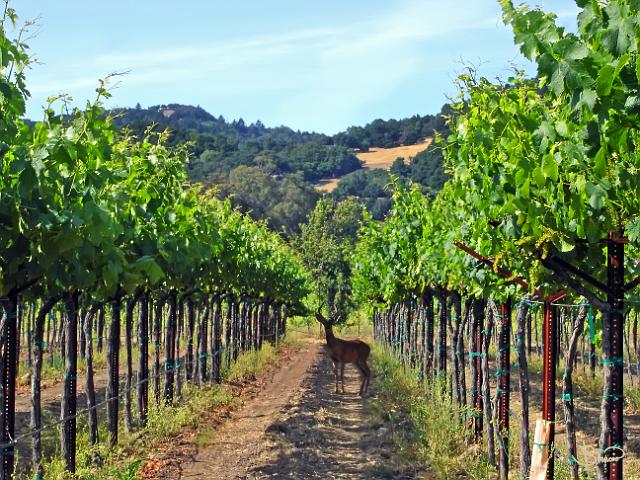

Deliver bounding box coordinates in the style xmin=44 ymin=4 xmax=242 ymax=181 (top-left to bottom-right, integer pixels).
xmin=171 ymin=338 xmax=418 ymax=479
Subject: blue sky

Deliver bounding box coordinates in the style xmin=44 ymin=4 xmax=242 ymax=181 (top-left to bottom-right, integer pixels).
xmin=19 ymin=1 xmax=579 ymax=134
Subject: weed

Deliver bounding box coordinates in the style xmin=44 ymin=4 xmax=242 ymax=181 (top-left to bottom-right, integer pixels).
xmin=224 ymin=343 xmax=277 ymax=382
xmin=25 ymin=332 xmax=301 ymax=480
xmin=369 ymin=344 xmax=493 ymax=479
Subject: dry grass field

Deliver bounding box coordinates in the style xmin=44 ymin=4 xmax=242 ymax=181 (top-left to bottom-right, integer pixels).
xmin=316 ymin=138 xmax=432 ymax=192
xmin=355 ymin=137 xmax=432 ymax=170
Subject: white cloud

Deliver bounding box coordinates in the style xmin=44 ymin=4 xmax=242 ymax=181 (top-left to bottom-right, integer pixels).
xmin=275 ymin=0 xmax=501 ymax=131
xmin=25 ymin=0 xmax=556 ymax=129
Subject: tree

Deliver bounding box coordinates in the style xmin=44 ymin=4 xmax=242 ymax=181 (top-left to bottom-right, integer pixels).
xmin=215 ymin=167 xmax=319 ymax=235
xmin=390 ymin=157 xmax=410 ymax=177
xmin=296 ymin=198 xmax=363 ymax=316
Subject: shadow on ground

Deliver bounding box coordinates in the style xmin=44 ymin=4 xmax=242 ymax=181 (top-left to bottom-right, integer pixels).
xmin=249 ymin=349 xmax=424 ymax=479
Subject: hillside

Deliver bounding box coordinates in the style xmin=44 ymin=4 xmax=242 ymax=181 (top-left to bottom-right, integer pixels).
xmin=109 ymin=103 xmax=450 ymax=232
xmin=317 ymin=138 xmax=433 ymax=192
xmin=111 ymin=104 xmax=448 ymax=183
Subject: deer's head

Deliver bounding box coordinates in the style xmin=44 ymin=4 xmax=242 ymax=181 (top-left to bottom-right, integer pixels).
xmin=315 ymin=305 xmax=341 ymax=330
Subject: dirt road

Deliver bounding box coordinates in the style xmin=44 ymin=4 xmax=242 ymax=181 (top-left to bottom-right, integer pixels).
xmin=178 ymin=339 xmax=409 ymax=479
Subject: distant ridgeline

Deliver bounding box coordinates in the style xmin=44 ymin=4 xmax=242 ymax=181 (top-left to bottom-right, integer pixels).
xmin=109 ymin=103 xmax=450 ymax=232
xmin=111 ymin=103 xmax=449 ymax=184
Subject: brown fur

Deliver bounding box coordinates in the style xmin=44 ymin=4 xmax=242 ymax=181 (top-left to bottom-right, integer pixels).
xmin=316 ymin=310 xmax=371 ymax=396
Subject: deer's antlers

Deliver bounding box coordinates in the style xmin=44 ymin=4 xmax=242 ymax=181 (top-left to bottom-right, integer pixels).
xmin=330 ymin=305 xmax=341 ymax=325
xmin=316 ymin=303 xmax=341 ymax=325
xmin=316 ymin=303 xmax=328 ymax=324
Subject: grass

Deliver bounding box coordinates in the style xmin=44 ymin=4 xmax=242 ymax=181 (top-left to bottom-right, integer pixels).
xmin=22 ymin=333 xmax=304 ymax=480
xmin=626 ymin=384 xmax=640 ymax=411
xmin=224 ymin=342 xmax=278 ymax=382
xmin=17 ymin=345 xmax=132 ymax=387
xmin=354 ymin=138 xmax=432 ymax=169
xmin=368 ymin=343 xmax=493 ymax=479
xmin=368 ymin=343 xmax=640 ymax=479
xmin=314 ymin=138 xmax=432 ymax=192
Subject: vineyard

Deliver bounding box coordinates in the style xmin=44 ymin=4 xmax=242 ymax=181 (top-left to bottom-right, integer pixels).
xmin=0 ymin=5 xmax=309 ymax=479
xmin=4 ymin=1 xmax=640 ymax=480
xmin=352 ymin=2 xmax=640 ymax=479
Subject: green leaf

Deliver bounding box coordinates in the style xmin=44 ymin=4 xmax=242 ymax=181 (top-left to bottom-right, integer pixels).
xmin=614 ymin=53 xmax=630 ymax=77
xmin=594 ymin=147 xmax=607 ymax=177
xmin=549 ymin=64 xmax=567 ymax=96
xmin=627 ymin=217 xmax=640 ymax=242
xmin=580 ymin=89 xmax=597 ymax=111
xmin=532 ymin=167 xmax=546 ymax=187
xmin=586 ymin=183 xmax=606 ymax=210
xmin=541 ymin=154 xmax=558 ymax=182
xmin=565 ymin=43 xmax=589 ymax=61
xmin=596 ymin=64 xmax=615 ymax=97
xmin=555 ymin=121 xmax=568 ymax=138
xmin=624 ymin=95 xmax=640 ymax=113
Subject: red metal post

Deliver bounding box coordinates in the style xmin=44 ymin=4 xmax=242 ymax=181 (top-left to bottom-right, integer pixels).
xmin=606 ymin=233 xmax=624 ymax=480
xmin=498 ymin=300 xmax=511 ymax=480
xmin=542 ymin=291 xmax=565 ymax=480
xmin=542 ymin=299 xmax=556 ymax=479
xmin=1 ymin=296 xmax=18 ymax=480
xmin=471 ymin=299 xmax=484 ymax=440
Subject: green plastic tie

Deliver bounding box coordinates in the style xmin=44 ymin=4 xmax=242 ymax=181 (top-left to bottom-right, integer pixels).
xmin=495 ymin=369 xmax=509 ymax=376
xmin=533 ymin=441 xmax=548 ymax=452
xmin=600 ymin=444 xmax=623 ymax=455
xmin=602 ymin=357 xmax=624 ymax=367
xmin=603 ymin=393 xmax=624 ymax=401
xmin=588 ymin=308 xmax=596 ymax=344
xmin=496 ymin=388 xmax=510 ymax=395
xmin=562 ymin=393 xmax=572 ymax=402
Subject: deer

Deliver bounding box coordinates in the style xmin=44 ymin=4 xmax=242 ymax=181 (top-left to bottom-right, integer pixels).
xmin=315 ymin=306 xmax=371 ymax=396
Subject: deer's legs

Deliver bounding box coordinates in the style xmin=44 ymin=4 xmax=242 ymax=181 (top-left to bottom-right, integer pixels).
xmin=332 ymin=361 xmax=339 ymax=393
xmin=358 ymin=359 xmax=371 ymax=395
xmin=340 ymin=363 xmax=346 ymax=393
xmin=355 ymin=362 xmax=366 ymax=396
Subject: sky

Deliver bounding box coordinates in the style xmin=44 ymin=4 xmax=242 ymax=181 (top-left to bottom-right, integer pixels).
xmin=17 ymin=0 xmax=579 ymax=134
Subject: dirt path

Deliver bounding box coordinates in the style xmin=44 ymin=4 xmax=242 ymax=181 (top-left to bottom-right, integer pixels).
xmin=179 ymin=339 xmax=404 ymax=479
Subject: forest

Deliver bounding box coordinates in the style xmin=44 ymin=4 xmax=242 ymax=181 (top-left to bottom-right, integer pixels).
xmin=106 ymin=103 xmax=449 ymax=234
xmin=111 ymin=103 xmax=447 ymax=183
